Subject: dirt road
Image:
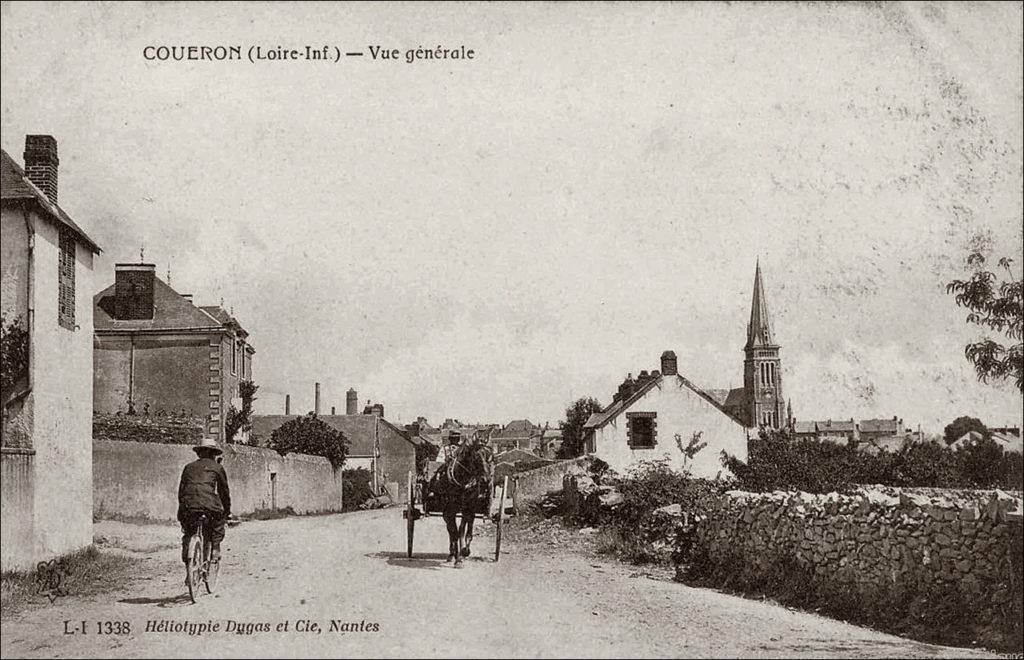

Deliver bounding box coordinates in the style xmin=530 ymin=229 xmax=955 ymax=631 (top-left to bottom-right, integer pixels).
xmin=0 ymin=510 xmax=997 ymax=658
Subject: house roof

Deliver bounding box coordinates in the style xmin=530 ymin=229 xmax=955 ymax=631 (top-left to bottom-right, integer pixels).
xmin=793 ymin=421 xmax=818 ymax=434
xmin=249 ymin=414 xmax=417 ymax=457
xmin=806 ymin=419 xmax=857 ymax=433
xmin=584 ymin=373 xmax=747 ymax=431
xmin=495 ymin=419 xmax=539 ymax=439
xmin=200 ymin=305 xmax=249 ymax=337
xmin=1 ymin=149 xmax=101 ymax=253
xmin=860 ymin=418 xmax=900 ymax=433
xmin=94 ymin=276 xmax=224 ymax=332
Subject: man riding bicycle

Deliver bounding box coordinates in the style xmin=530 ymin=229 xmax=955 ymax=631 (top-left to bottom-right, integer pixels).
xmin=178 ymin=437 xmax=231 ymax=568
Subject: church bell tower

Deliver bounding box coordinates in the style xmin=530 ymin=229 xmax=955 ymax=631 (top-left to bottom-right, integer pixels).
xmin=743 ymin=260 xmax=786 ymax=429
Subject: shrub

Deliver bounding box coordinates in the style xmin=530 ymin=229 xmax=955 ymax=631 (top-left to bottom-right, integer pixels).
xmin=596 ymin=459 xmax=725 ymax=564
xmin=722 ymin=428 xmax=1023 ymax=493
xmin=225 ymin=379 xmax=258 ymax=443
xmin=0 ymin=314 xmax=29 ymax=395
xmin=269 ymin=413 xmax=348 ymax=470
xmin=342 ymin=467 xmax=374 ymax=512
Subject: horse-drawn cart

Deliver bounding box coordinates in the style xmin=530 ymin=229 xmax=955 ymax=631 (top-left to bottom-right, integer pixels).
xmin=402 ymin=448 xmax=513 ymax=563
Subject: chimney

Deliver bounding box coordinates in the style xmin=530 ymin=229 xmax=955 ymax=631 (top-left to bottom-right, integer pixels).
xmin=314 ymin=382 xmax=321 ymax=415
xmin=331 ymin=406 xmax=336 ymax=415
xmin=181 ymin=293 xmax=194 ymax=304
xmin=660 ymin=350 xmax=677 ymax=376
xmin=346 ymin=388 xmax=358 ymax=415
xmin=24 ymin=135 xmax=59 ymax=204
xmin=114 ymin=263 xmax=156 ymax=320
xmin=285 ymin=394 xmax=291 ymax=415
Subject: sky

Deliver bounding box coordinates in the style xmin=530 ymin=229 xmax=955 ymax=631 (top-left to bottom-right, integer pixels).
xmin=2 ymin=1 xmax=1021 ymax=431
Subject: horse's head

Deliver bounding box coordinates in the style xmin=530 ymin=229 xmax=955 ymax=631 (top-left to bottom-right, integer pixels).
xmin=449 ymin=442 xmax=492 ymax=488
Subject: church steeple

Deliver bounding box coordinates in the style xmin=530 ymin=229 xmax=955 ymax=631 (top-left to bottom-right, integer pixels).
xmin=746 ymin=258 xmax=776 ymax=349
xmin=742 ymin=259 xmax=785 ymax=429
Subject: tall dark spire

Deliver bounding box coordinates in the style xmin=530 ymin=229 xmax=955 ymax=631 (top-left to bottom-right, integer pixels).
xmin=745 ymin=258 xmax=775 ymax=349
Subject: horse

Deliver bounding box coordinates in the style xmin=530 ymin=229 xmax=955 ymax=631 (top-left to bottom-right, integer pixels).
xmin=432 ymin=442 xmax=493 ymax=567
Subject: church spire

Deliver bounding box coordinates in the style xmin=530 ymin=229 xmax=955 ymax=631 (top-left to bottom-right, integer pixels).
xmin=745 ymin=258 xmax=775 ymax=349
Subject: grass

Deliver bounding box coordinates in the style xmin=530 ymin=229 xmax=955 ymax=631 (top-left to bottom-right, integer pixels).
xmin=1 ymin=545 xmax=137 ymax=617
xmin=245 ymin=506 xmax=297 ymax=521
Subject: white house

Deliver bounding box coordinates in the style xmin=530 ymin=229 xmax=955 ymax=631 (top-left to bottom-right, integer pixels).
xmin=1 ymin=136 xmax=101 ymax=571
xmin=581 ymin=263 xmax=794 ymax=479
xmin=583 ymin=350 xmax=749 ymax=479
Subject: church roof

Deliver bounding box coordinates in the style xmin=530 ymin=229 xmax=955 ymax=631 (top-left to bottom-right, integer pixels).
xmin=745 ymin=259 xmax=776 ymax=350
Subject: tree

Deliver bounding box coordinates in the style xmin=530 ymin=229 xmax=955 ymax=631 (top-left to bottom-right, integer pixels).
xmin=269 ymin=413 xmax=348 ymax=470
xmin=557 ymin=396 xmax=603 ymax=458
xmin=947 ymin=254 xmax=1023 ymax=393
xmin=225 ymin=379 xmax=259 ymax=443
xmin=942 ymin=415 xmax=989 ymax=445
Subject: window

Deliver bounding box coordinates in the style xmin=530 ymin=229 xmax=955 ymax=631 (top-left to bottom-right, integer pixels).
xmin=626 ymin=412 xmax=657 ymax=449
xmin=231 ymin=340 xmax=237 ymax=375
xmin=58 ymin=229 xmax=75 ymax=330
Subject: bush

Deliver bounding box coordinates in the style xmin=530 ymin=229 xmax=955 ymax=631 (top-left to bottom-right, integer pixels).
xmin=722 ymin=428 xmax=1023 ymax=493
xmin=594 ymin=459 xmax=725 ymax=565
xmin=342 ymin=467 xmax=374 ymax=512
xmin=269 ymin=413 xmax=348 ymax=469
xmin=0 ymin=314 xmax=29 ymax=395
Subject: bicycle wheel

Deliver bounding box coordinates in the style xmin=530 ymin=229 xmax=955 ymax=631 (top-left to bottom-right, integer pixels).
xmin=186 ymin=532 xmax=204 ymax=603
xmin=204 ymin=538 xmax=219 ymax=594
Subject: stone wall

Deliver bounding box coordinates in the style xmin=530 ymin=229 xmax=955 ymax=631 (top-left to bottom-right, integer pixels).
xmin=93 ymin=413 xmax=204 ymax=445
xmin=93 ymin=440 xmax=343 ymax=521
xmin=511 ymin=457 xmax=591 ymax=506
xmin=694 ymin=486 xmax=1023 ymax=647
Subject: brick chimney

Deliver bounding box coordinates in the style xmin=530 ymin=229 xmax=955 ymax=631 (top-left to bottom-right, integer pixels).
xmin=114 ymin=263 xmax=156 ymax=320
xmin=660 ymin=350 xmax=678 ymax=376
xmin=24 ymin=135 xmax=59 ymax=204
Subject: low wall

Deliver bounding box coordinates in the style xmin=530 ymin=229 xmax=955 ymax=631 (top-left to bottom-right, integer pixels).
xmin=1 ymin=449 xmax=35 ymax=571
xmin=93 ymin=413 xmax=203 ymax=445
xmin=93 ymin=441 xmax=342 ymax=521
xmin=511 ymin=457 xmax=591 ymax=502
xmin=694 ymin=487 xmax=1023 ymax=648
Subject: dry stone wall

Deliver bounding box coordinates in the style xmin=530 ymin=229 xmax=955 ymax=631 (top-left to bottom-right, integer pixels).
xmin=694 ymin=486 xmax=1023 ymax=646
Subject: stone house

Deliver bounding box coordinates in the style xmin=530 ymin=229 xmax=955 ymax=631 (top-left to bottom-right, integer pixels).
xmin=1 ymin=137 xmax=102 ymax=571
xmin=92 ymin=266 xmax=254 ymax=443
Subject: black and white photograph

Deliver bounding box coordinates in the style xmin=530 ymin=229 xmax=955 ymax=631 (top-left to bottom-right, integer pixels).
xmin=1 ymin=1 xmax=1022 ymax=658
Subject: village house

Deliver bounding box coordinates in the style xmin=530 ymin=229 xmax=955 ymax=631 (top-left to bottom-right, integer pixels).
xmin=1 ymin=136 xmax=102 ymax=571
xmin=538 ymin=424 xmax=564 ymax=457
xmin=251 ymin=404 xmax=420 ymax=502
xmin=491 ymin=419 xmax=542 ymax=453
xmin=583 ymin=262 xmax=790 ymax=477
xmin=582 ymin=350 xmax=750 ymax=478
xmin=92 ymin=265 xmax=254 ymax=443
xmin=792 ymin=419 xmax=859 ymax=445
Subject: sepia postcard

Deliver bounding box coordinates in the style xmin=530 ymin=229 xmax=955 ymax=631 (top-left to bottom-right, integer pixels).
xmin=1 ymin=1 xmax=1022 ymax=658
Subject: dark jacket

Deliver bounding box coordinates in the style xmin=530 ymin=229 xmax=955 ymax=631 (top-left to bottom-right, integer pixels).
xmin=177 ymin=457 xmax=231 ymax=517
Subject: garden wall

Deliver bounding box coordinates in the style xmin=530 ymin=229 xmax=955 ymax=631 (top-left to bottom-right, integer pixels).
xmin=93 ymin=440 xmax=343 ymax=521
xmin=693 ymin=486 xmax=1023 ymax=649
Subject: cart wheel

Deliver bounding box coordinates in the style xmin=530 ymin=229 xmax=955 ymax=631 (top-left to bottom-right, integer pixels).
xmin=495 ymin=475 xmax=508 ymax=562
xmin=406 ymin=471 xmax=415 ymax=559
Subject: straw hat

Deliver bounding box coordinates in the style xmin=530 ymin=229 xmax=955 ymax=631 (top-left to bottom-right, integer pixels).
xmin=192 ymin=437 xmax=223 ymax=455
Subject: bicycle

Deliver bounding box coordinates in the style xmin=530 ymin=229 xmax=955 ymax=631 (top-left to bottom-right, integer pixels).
xmin=184 ymin=513 xmax=220 ymax=603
